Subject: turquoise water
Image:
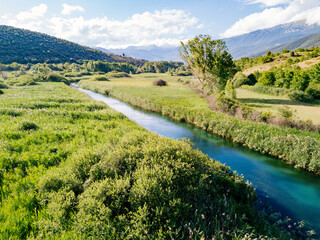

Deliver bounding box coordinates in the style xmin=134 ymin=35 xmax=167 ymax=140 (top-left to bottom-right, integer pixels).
xmin=76 ymin=86 xmax=320 ymax=233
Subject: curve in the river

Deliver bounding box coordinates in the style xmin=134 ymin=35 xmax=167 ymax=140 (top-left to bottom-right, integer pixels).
xmin=75 ymin=85 xmax=320 ymax=233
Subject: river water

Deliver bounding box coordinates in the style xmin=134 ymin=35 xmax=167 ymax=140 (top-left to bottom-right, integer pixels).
xmin=75 ymin=85 xmax=320 ymax=233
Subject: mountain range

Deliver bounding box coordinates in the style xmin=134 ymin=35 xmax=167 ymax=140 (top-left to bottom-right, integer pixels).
xmin=103 ymin=21 xmax=320 ymax=61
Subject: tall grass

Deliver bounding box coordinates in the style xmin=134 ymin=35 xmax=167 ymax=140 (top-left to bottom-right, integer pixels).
xmin=0 ymin=82 xmax=308 ymax=239
xmin=79 ymin=79 xmax=320 ymax=175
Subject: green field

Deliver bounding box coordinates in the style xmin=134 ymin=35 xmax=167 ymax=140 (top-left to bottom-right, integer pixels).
xmin=0 ymin=82 xmax=299 ymax=239
xmin=237 ymin=88 xmax=320 ymax=124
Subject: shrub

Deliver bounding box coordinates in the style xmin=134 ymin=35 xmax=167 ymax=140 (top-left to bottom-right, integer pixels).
xmin=152 ymin=79 xmax=167 ymax=86
xmin=46 ymin=74 xmax=70 ymax=85
xmin=306 ymin=83 xmax=320 ymax=100
xmin=91 ymin=75 xmax=109 ymax=81
xmin=288 ymin=90 xmax=314 ymax=103
xmin=0 ymin=81 xmax=9 ymax=89
xmin=6 ymin=75 xmax=37 ymax=86
xmin=232 ymin=72 xmax=249 ymax=88
xmin=257 ymin=72 xmax=276 ymax=86
xmin=106 ymin=72 xmax=130 ymax=78
xmin=225 ymin=80 xmax=236 ymax=99
xmin=278 ymin=106 xmax=295 ymax=120
xmin=245 ymin=85 xmax=289 ymax=96
xmin=0 ymin=89 xmax=3 ymax=94
xmin=216 ymin=91 xmax=238 ymax=114
xmin=19 ymin=121 xmax=39 ymax=131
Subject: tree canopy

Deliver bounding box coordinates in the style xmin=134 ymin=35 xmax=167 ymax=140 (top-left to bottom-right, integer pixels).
xmin=179 ymin=35 xmax=235 ymax=92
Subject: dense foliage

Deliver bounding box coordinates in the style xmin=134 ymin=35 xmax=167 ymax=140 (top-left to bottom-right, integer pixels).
xmin=180 ymin=35 xmax=235 ymax=92
xmin=0 ymin=83 xmax=301 ymax=239
xmin=0 ymin=25 xmax=143 ymax=65
xmin=79 ymin=80 xmax=320 ymax=175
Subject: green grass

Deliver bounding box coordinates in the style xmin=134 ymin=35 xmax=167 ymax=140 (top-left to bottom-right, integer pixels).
xmin=0 ymin=82 xmax=301 ymax=239
xmin=79 ymin=73 xmax=320 ymax=175
xmin=237 ymin=88 xmax=320 ymax=124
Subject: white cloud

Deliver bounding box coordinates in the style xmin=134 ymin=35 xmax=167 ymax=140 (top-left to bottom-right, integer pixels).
xmin=61 ymin=4 xmax=85 ymax=15
xmin=16 ymin=3 xmax=47 ymax=21
xmin=0 ymin=7 xmax=199 ymax=49
xmin=221 ymin=0 xmax=320 ymax=38
xmin=244 ymin=0 xmax=292 ymax=7
xmin=48 ymin=9 xmax=199 ymax=48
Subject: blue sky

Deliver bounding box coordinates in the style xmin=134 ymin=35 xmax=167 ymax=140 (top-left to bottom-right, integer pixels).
xmin=0 ymin=0 xmax=320 ymax=49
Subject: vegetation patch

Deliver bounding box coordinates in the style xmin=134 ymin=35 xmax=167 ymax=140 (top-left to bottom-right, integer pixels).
xmin=79 ymin=79 xmax=320 ymax=175
xmin=91 ymin=75 xmax=109 ymax=81
xmin=0 ymin=82 xmax=304 ymax=239
xmin=18 ymin=121 xmax=39 ymax=131
xmin=152 ymin=79 xmax=167 ymax=86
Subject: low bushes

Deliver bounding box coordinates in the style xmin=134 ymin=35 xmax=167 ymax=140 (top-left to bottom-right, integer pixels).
xmin=288 ymin=90 xmax=314 ymax=102
xmin=46 ymin=73 xmax=70 ymax=85
xmin=242 ymin=85 xmax=290 ymax=96
xmin=152 ymin=79 xmax=167 ymax=86
xmin=91 ymin=75 xmax=109 ymax=81
xmin=306 ymin=83 xmax=320 ymax=100
xmin=106 ymin=71 xmax=130 ymax=78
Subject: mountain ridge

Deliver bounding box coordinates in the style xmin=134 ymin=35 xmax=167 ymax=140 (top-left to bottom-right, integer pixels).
xmin=0 ymin=25 xmax=144 ymax=65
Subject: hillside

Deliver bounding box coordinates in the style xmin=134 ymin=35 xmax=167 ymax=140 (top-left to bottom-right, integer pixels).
xmin=0 ymin=25 xmax=144 ymax=65
xmin=265 ymin=33 xmax=320 ymax=54
xmin=224 ymin=21 xmax=320 ymax=59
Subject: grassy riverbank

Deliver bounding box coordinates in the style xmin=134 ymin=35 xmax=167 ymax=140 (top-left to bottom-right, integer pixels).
xmin=0 ymin=82 xmax=304 ymax=239
xmin=79 ymin=73 xmax=320 ymax=175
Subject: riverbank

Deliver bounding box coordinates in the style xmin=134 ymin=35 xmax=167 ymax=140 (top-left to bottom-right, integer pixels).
xmin=78 ymin=74 xmax=320 ymax=175
xmin=0 ymin=82 xmax=302 ymax=239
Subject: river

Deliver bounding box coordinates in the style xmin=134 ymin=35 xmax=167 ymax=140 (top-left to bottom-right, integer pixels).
xmin=74 ymin=85 xmax=320 ymax=233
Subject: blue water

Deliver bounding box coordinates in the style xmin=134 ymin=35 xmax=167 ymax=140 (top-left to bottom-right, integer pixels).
xmin=76 ymin=85 xmax=320 ymax=233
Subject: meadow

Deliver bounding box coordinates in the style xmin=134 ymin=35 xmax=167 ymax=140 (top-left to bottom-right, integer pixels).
xmin=236 ymin=88 xmax=320 ymax=124
xmin=0 ymin=82 xmax=304 ymax=239
xmin=78 ymin=73 xmax=320 ymax=174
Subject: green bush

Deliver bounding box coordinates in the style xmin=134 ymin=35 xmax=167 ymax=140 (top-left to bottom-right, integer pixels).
xmin=288 ymin=90 xmax=314 ymax=103
xmin=106 ymin=71 xmax=130 ymax=78
xmin=152 ymin=79 xmax=167 ymax=86
xmin=91 ymin=75 xmax=109 ymax=81
xmin=6 ymin=75 xmax=37 ymax=86
xmin=232 ymin=72 xmax=249 ymax=88
xmin=0 ymin=89 xmax=3 ymax=94
xmin=225 ymin=80 xmax=236 ymax=99
xmin=0 ymin=81 xmax=9 ymax=89
xmin=257 ymin=71 xmax=276 ymax=86
xmin=244 ymin=85 xmax=289 ymax=96
xmin=306 ymin=83 xmax=320 ymax=100
xmin=19 ymin=121 xmax=39 ymax=131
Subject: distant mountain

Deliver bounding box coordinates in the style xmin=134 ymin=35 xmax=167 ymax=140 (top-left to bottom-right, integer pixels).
xmin=104 ymin=45 xmax=181 ymax=61
xmin=103 ymin=21 xmax=320 ymax=61
xmin=0 ymin=25 xmax=144 ymax=65
xmin=223 ymin=21 xmax=320 ymax=59
xmin=259 ymin=33 xmax=320 ymax=55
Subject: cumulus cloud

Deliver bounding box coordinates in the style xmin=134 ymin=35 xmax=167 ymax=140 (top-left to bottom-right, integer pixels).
xmin=0 ymin=5 xmax=199 ymax=49
xmin=49 ymin=9 xmax=199 ymax=48
xmin=16 ymin=3 xmax=47 ymax=21
xmin=244 ymin=0 xmax=291 ymax=7
xmin=61 ymin=4 xmax=85 ymax=15
xmin=221 ymin=0 xmax=320 ymax=38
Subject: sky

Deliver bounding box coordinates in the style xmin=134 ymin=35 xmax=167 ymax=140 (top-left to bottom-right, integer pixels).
xmin=0 ymin=0 xmax=320 ymax=49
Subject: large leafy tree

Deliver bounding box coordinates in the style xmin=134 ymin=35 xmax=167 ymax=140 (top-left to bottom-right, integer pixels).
xmin=180 ymin=35 xmax=235 ymax=92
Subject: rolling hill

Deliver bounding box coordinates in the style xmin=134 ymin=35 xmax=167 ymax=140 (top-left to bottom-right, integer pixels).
xmin=264 ymin=33 xmax=320 ymax=54
xmin=0 ymin=25 xmax=144 ymax=65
